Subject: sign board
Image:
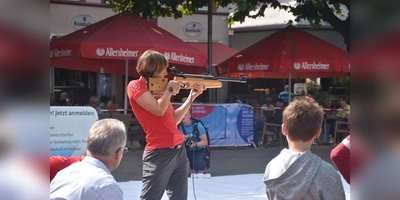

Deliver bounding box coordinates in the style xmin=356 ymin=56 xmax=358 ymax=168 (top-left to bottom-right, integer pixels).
xmin=294 ymin=83 xmax=308 ymax=96
xmin=183 ymin=22 xmax=203 ymax=37
xmin=172 ymin=103 xmax=253 ymax=146
xmin=72 ymin=15 xmax=95 ymax=30
xmin=50 ymin=106 xmax=98 ymax=156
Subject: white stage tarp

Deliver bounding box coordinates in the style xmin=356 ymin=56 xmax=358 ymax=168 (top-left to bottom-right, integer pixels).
xmin=119 ymin=173 xmax=350 ymax=200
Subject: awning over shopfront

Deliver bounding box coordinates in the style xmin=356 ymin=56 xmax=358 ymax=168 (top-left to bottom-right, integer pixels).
xmin=216 ymin=25 xmax=349 ymax=79
xmin=50 ymin=11 xmax=209 ymax=111
xmin=50 ymin=11 xmax=208 ymax=77
xmin=187 ymin=42 xmax=238 ymax=66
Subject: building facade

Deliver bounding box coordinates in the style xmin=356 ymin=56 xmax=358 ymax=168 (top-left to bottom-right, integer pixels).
xmin=50 ymin=0 xmax=231 ymax=105
xmin=50 ymin=0 xmax=347 ymax=106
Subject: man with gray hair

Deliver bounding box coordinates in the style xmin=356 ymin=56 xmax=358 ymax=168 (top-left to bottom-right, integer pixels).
xmin=50 ymin=119 xmax=127 ymax=200
xmin=89 ymin=95 xmax=102 ymax=113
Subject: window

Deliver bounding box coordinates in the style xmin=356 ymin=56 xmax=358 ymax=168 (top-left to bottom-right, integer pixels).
xmin=99 ymin=74 xmax=111 ymax=98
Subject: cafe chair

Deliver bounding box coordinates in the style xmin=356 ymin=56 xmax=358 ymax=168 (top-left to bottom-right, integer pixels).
xmin=334 ymin=121 xmax=350 ymax=145
xmin=259 ymin=122 xmax=282 ymax=148
xmin=128 ymin=120 xmax=146 ymax=148
xmin=97 ymin=113 xmax=112 ymax=120
xmin=261 ymin=107 xmax=274 ymax=121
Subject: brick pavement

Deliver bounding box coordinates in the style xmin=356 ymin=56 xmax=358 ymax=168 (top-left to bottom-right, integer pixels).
xmin=112 ymin=145 xmax=335 ymax=182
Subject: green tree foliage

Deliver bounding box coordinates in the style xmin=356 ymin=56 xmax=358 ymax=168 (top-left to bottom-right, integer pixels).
xmin=107 ymin=0 xmax=349 ymax=50
xmin=312 ymin=90 xmax=337 ymax=106
xmin=107 ymin=0 xmax=209 ymax=19
xmin=219 ymin=0 xmax=349 ymax=51
xmin=332 ymin=77 xmax=349 ymax=87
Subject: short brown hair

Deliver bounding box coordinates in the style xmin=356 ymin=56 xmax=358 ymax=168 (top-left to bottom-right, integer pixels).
xmin=283 ymin=96 xmax=323 ymax=142
xmin=136 ymin=50 xmax=168 ymax=77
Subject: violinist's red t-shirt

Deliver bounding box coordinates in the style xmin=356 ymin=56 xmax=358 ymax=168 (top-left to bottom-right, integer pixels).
xmin=127 ymin=79 xmax=183 ymax=150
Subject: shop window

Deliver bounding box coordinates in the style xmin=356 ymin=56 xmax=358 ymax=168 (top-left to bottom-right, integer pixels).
xmin=100 ymin=74 xmax=111 ymax=98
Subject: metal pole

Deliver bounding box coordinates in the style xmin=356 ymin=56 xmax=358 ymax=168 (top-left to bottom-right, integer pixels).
xmin=288 ymin=72 xmax=292 ymax=103
xmin=228 ymin=24 xmax=232 ymax=47
xmin=208 ymin=0 xmax=213 ymax=102
xmin=208 ymin=0 xmax=212 ymax=75
xmin=50 ymin=67 xmax=54 ymax=94
xmin=124 ymin=59 xmax=128 ymax=114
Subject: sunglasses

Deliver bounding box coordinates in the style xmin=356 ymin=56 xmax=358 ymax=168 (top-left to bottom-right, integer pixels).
xmin=116 ymin=147 xmax=128 ymax=154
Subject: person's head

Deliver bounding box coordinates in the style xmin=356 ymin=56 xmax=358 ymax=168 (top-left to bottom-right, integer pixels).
xmin=50 ymin=94 xmax=56 ymax=105
xmin=60 ymin=92 xmax=68 ymax=100
xmin=136 ymin=50 xmax=169 ymax=78
xmin=264 ymin=97 xmax=272 ymax=106
xmin=233 ymin=95 xmax=239 ymax=101
xmin=111 ymin=95 xmax=116 ymax=102
xmin=89 ymin=96 xmax=99 ymax=108
xmin=252 ymin=100 xmax=260 ymax=109
xmin=86 ymin=119 xmax=127 ymax=171
xmin=324 ymin=98 xmax=332 ymax=108
xmin=282 ymin=97 xmax=323 ymax=142
xmin=181 ymin=108 xmax=192 ymax=125
xmin=66 ymin=98 xmax=74 ymax=106
xmin=338 ymin=96 xmax=347 ymax=107
xmin=284 ymin=85 xmax=289 ymax=91
xmin=274 ymin=98 xmax=284 ymax=107
xmin=100 ymin=95 xmax=108 ymax=103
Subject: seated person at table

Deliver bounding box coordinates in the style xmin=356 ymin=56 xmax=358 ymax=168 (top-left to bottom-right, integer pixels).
xmin=267 ymin=98 xmax=285 ymax=125
xmin=337 ymin=96 xmax=350 ymax=121
xmin=262 ymin=97 xmax=274 ymax=109
xmin=263 ymin=98 xmax=285 ymax=144
xmin=107 ymin=95 xmax=120 ymax=109
xmin=318 ymin=98 xmax=338 ymax=143
xmin=335 ymin=96 xmax=350 ymax=142
xmin=59 ymin=92 xmax=68 ymax=106
xmin=252 ymin=101 xmax=266 ymax=146
xmin=50 ymin=94 xmax=57 ymax=106
xmin=262 ymin=97 xmax=275 ymax=121
xmin=263 ymin=97 xmax=345 ymax=200
xmin=88 ymin=96 xmax=103 ymax=113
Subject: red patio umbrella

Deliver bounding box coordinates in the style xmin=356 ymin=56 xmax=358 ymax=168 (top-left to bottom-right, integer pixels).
xmin=50 ymin=11 xmax=208 ymax=110
xmin=216 ymin=25 xmax=349 ymax=101
xmin=50 ymin=11 xmax=207 ymax=75
xmin=216 ymin=25 xmax=349 ymax=79
xmin=187 ymin=42 xmax=239 ymax=66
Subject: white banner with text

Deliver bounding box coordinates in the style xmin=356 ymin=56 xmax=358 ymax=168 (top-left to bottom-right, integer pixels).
xmin=50 ymin=106 xmax=98 ymax=156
